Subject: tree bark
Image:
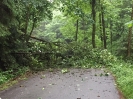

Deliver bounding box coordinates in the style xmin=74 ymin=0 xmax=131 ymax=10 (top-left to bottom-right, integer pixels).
xmin=24 ymin=6 xmax=30 ymax=35
xmin=99 ymin=0 xmax=103 ymax=47
xmin=75 ymin=19 xmax=79 ymax=41
xmin=26 ymin=13 xmax=36 ymax=42
xmin=92 ymin=0 xmax=96 ymax=48
xmin=82 ymin=16 xmax=86 ymax=40
xmin=101 ymin=6 xmax=106 ymax=49
xmin=110 ymin=20 xmax=113 ymax=53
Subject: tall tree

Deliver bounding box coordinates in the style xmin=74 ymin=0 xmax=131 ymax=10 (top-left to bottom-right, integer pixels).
xmin=98 ymin=0 xmax=103 ymax=47
xmin=110 ymin=20 xmax=113 ymax=52
xmin=101 ymin=3 xmax=106 ymax=49
xmin=91 ymin=0 xmax=96 ymax=48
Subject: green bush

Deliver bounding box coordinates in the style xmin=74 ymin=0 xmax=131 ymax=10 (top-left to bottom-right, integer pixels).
xmin=0 ymin=66 xmax=29 ymax=85
xmin=0 ymin=70 xmax=13 ymax=85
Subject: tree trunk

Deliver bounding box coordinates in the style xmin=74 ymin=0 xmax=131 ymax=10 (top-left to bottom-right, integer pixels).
xmin=75 ymin=19 xmax=79 ymax=41
xmin=127 ymin=3 xmax=133 ymax=57
xmin=99 ymin=0 xmax=103 ymax=47
xmin=92 ymin=0 xmax=96 ymax=48
xmin=82 ymin=17 xmax=86 ymax=40
xmin=110 ymin=20 xmax=113 ymax=53
xmin=101 ymin=6 xmax=106 ymax=49
xmin=26 ymin=13 xmax=36 ymax=42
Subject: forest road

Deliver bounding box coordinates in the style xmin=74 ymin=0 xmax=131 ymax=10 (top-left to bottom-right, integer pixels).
xmin=0 ymin=68 xmax=121 ymax=99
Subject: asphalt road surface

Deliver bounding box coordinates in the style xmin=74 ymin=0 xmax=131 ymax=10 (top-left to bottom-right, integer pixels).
xmin=0 ymin=69 xmax=120 ymax=99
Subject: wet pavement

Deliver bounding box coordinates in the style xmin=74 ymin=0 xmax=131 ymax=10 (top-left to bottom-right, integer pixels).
xmin=0 ymin=68 xmax=120 ymax=99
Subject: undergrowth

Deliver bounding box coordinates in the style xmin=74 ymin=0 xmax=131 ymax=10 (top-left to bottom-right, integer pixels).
xmin=109 ymin=60 xmax=133 ymax=99
xmin=0 ymin=66 xmax=29 ymax=85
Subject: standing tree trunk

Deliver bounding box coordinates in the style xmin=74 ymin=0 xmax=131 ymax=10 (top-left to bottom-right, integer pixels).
xmin=101 ymin=6 xmax=106 ymax=49
xmin=75 ymin=19 xmax=79 ymax=41
xmin=110 ymin=20 xmax=113 ymax=53
xmin=92 ymin=0 xmax=96 ymax=48
xmin=99 ymin=0 xmax=103 ymax=47
xmin=26 ymin=12 xmax=36 ymax=42
xmin=127 ymin=3 xmax=133 ymax=57
xmin=24 ymin=6 xmax=30 ymax=35
xmin=82 ymin=16 xmax=86 ymax=40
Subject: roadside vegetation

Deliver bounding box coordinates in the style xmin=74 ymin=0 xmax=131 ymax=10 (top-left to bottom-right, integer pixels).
xmin=0 ymin=0 xmax=133 ymax=99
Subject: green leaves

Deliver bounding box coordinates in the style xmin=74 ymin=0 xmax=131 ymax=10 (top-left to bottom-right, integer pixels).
xmin=60 ymin=0 xmax=89 ymax=18
xmin=125 ymin=20 xmax=133 ymax=28
xmin=0 ymin=23 xmax=10 ymax=37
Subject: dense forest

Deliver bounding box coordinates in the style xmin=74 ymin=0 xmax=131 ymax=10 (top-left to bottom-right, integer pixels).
xmin=0 ymin=0 xmax=133 ymax=98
